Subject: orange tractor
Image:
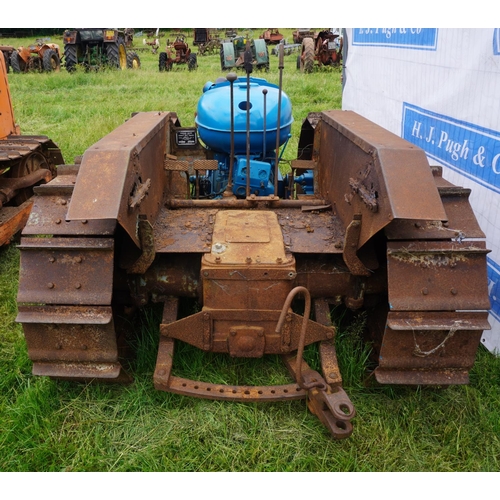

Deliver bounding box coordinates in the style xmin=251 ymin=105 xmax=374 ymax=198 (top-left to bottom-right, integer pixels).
xmin=0 ymin=54 xmax=63 ymax=245
xmin=10 ymin=39 xmax=62 ymax=73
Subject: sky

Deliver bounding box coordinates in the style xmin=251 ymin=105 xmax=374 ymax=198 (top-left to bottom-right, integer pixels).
xmin=1 ymin=1 xmax=494 ymax=29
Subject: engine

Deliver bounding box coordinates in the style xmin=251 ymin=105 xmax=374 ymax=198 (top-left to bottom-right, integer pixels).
xmin=195 ymin=75 xmax=294 ymax=198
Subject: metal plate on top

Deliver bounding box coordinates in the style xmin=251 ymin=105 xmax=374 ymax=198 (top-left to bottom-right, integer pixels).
xmin=154 ymin=207 xmax=218 ymax=253
xmin=275 ymin=208 xmax=344 ymax=254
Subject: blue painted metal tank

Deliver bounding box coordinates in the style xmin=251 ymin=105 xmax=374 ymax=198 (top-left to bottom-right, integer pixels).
xmin=195 ymin=76 xmax=293 ymax=155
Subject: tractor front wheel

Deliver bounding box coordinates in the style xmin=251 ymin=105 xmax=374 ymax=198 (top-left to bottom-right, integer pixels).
xmin=127 ymin=51 xmax=141 ymax=69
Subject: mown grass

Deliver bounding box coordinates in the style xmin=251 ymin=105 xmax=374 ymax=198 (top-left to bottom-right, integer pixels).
xmin=1 ymin=29 xmax=500 ymax=472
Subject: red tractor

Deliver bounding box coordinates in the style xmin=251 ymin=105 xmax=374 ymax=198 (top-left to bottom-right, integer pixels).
xmin=297 ymin=29 xmax=343 ymax=73
xmin=158 ymin=34 xmax=197 ymax=71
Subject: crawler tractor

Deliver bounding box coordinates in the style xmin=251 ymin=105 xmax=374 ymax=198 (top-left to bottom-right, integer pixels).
xmin=0 ymin=55 xmax=63 ymax=245
xmin=63 ymin=29 xmax=141 ymax=72
xmin=16 ymin=48 xmax=490 ymax=438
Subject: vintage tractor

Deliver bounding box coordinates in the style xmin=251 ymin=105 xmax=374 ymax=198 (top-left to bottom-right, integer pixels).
xmin=259 ymin=29 xmax=284 ymax=45
xmin=298 ymin=29 xmax=343 ymax=73
xmin=16 ymin=48 xmax=490 ymax=439
xmin=220 ymin=35 xmax=269 ymax=71
xmin=194 ymin=29 xmax=220 ymax=56
xmin=159 ymin=34 xmax=197 ymax=71
xmin=63 ymin=29 xmax=141 ymax=72
xmin=10 ymin=40 xmax=62 ymax=73
xmin=0 ymin=55 xmax=63 ymax=245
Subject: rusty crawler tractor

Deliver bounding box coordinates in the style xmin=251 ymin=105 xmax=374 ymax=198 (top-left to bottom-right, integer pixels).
xmin=63 ymin=29 xmax=141 ymax=72
xmin=16 ymin=47 xmax=490 ymax=439
xmin=298 ymin=30 xmax=342 ymax=73
xmin=0 ymin=55 xmax=63 ymax=245
xmin=159 ymin=34 xmax=197 ymax=71
xmin=220 ymin=36 xmax=269 ymax=71
xmin=10 ymin=40 xmax=62 ymax=73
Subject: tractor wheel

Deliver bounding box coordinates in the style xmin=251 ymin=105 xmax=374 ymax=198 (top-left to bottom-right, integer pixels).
xmin=64 ymin=44 xmax=78 ymax=72
xmin=300 ymin=37 xmax=315 ymax=74
xmin=126 ymin=51 xmax=141 ymax=69
xmin=187 ymin=53 xmax=198 ymax=71
xmin=42 ymin=49 xmax=61 ymax=72
xmin=2 ymin=51 xmax=10 ymax=73
xmin=220 ymin=45 xmax=228 ymax=71
xmin=9 ymin=151 xmax=50 ymax=205
xmin=10 ymin=51 xmax=26 ymax=73
xmin=296 ymin=54 xmax=301 ymax=70
xmin=159 ymin=52 xmax=167 ymax=71
xmin=106 ymin=39 xmax=127 ymax=70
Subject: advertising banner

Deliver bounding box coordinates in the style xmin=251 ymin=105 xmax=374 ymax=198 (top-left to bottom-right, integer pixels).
xmin=343 ymin=28 xmax=500 ymax=352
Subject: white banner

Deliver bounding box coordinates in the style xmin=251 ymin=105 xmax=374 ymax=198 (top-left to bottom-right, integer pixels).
xmin=342 ymin=28 xmax=500 ymax=353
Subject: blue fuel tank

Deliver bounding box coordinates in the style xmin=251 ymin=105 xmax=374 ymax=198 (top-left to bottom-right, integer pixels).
xmin=195 ymin=76 xmax=293 ymax=155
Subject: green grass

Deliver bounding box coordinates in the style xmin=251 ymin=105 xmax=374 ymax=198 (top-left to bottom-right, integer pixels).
xmin=1 ymin=29 xmax=500 ymax=472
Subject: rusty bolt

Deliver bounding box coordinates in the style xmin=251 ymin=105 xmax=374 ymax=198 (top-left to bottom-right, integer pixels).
xmin=82 ymin=345 xmax=87 ymax=350
xmin=75 ymin=256 xmax=82 ymax=263
xmin=75 ymin=283 xmax=81 ymax=289
xmin=276 ymin=257 xmax=283 ymax=264
xmin=329 ymin=372 xmax=337 ymax=379
xmin=230 ymin=330 xmax=236 ymax=336
xmin=82 ymin=220 xmax=88 ymax=224
xmin=55 ymin=218 xmax=62 ymax=224
xmin=157 ymin=369 xmax=166 ymax=376
xmin=215 ymin=256 xmax=221 ymax=263
xmin=327 ymin=331 xmax=334 ymax=339
xmin=47 ymin=282 xmax=54 ymax=289
xmin=414 ymin=222 xmax=421 ymax=228
xmin=61 ymin=199 xmax=67 ymax=206
xmin=49 ymin=257 xmax=55 ymax=263
xmin=422 ymin=288 xmax=429 ymax=295
xmin=245 ymin=257 xmax=252 ymax=264
xmin=203 ymin=271 xmax=209 ymax=277
xmin=451 ymin=288 xmax=458 ymax=295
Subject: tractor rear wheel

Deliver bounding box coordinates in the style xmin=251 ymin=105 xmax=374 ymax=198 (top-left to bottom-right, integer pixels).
xmin=126 ymin=51 xmax=141 ymax=69
xmin=43 ymin=49 xmax=61 ymax=72
xmin=106 ymin=39 xmax=127 ymax=70
xmin=64 ymin=44 xmax=78 ymax=72
xmin=300 ymin=37 xmax=315 ymax=73
xmin=10 ymin=51 xmax=26 ymax=73
xmin=187 ymin=53 xmax=198 ymax=71
xmin=159 ymin=52 xmax=167 ymax=71
xmin=2 ymin=51 xmax=9 ymax=73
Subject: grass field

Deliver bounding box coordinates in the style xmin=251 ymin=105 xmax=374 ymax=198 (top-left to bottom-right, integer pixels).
xmin=1 ymin=29 xmax=500 ymax=473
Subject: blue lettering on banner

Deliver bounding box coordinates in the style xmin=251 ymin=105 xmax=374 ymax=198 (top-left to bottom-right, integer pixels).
xmin=494 ymin=29 xmax=500 ymax=55
xmin=487 ymin=258 xmax=500 ymax=321
xmin=402 ymin=103 xmax=500 ymax=195
xmin=352 ymin=28 xmax=438 ymax=50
